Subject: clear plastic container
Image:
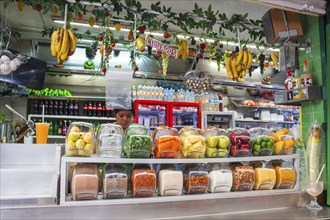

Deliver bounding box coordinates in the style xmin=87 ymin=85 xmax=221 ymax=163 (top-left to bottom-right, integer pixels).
xmin=273 ymin=135 xmax=295 ymax=155
xmin=203 ymin=127 xmax=230 ymax=158
xmin=207 ymin=163 xmax=232 ymax=193
xmin=251 ymin=135 xmax=274 ymax=156
xmin=96 ymin=124 xmax=123 ymax=158
xmin=253 ymin=161 xmax=276 ymax=190
xmin=71 ymin=164 xmax=99 ymax=200
xmin=152 ymin=126 xmax=180 ymax=158
xmin=231 ymin=163 xmax=255 ymax=191
xmin=183 ymin=163 xmax=208 ymax=194
xmin=273 ymin=161 xmax=297 ymax=189
xmin=179 ymin=126 xmax=206 ymax=158
xmin=66 ymin=122 xmax=95 ymax=157
xmin=123 ymin=124 xmax=152 ymax=158
xmin=131 ymin=164 xmax=156 ymax=198
xmin=228 ymin=128 xmax=251 ymax=157
xmin=102 ymin=164 xmax=128 ymax=199
xmin=157 ymin=164 xmax=183 ymax=196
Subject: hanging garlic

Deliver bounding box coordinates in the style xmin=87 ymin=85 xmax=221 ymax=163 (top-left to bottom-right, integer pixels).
xmin=0 ymin=63 xmax=11 ymax=75
xmin=1 ymin=55 xmax=10 ymax=63
xmin=9 ymin=58 xmax=22 ymax=71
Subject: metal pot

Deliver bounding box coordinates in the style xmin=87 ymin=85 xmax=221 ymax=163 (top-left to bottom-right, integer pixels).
xmin=0 ymin=119 xmax=16 ymax=143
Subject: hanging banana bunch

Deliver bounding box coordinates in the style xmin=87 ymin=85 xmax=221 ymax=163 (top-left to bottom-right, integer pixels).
xmin=271 ymin=52 xmax=279 ymax=67
xmin=175 ymin=38 xmax=189 ymax=60
xmin=50 ymin=5 xmax=76 ymax=68
xmin=225 ymin=47 xmax=253 ymax=82
xmin=161 ymin=52 xmax=169 ymax=76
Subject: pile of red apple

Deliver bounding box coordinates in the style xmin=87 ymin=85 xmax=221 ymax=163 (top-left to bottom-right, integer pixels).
xmin=228 ymin=129 xmax=251 ymax=157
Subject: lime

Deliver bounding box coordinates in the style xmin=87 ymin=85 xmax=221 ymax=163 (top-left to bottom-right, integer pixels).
xmin=267 ymin=141 xmax=273 ymax=149
xmin=253 ymin=144 xmax=261 ymax=151
xmin=255 ymin=137 xmax=261 ymax=145
xmin=261 ymin=142 xmax=268 ymax=148
xmin=262 ymin=136 xmax=269 ymax=142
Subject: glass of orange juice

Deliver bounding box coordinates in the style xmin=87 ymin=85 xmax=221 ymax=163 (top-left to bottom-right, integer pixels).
xmin=35 ymin=123 xmax=50 ymax=144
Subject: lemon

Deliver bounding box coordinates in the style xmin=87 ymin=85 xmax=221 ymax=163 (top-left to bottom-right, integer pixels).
xmin=114 ymin=23 xmax=122 ymax=31
xmin=136 ymin=37 xmax=145 ymax=50
xmin=77 ymin=149 xmax=87 ymax=156
xmin=75 ymin=139 xmax=85 ymax=148
xmin=68 ymin=133 xmax=80 ymax=142
xmin=70 ymin=126 xmax=80 ymax=133
xmin=88 ymin=16 xmax=96 ymax=27
xmin=83 ymin=132 xmax=93 ymax=144
xmin=67 ymin=149 xmax=77 ymax=156
xmin=67 ymin=140 xmax=76 ymax=149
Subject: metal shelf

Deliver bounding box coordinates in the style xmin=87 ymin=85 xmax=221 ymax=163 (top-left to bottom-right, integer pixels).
xmin=60 ymin=154 xmax=300 ymax=205
xmin=32 ymin=135 xmax=65 ymax=139
xmin=62 ymin=189 xmax=298 ymax=206
xmin=61 ymin=154 xmax=299 ymax=164
xmin=235 ymin=119 xmax=297 ymax=124
xmin=27 ymin=96 xmax=106 ymax=101
xmin=28 ymin=114 xmax=115 ymax=121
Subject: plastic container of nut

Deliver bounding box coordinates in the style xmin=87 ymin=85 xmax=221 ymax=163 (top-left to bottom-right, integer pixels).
xmin=231 ymin=163 xmax=255 ymax=191
xmin=183 ymin=163 xmax=208 ymax=194
xmin=207 ymin=163 xmax=232 ymax=193
xmin=102 ymin=164 xmax=128 ymax=199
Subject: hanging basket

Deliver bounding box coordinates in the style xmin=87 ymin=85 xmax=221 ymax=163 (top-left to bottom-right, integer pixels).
xmin=183 ymin=70 xmax=213 ymax=95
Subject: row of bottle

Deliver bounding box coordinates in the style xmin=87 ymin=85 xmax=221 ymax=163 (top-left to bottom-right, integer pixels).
xmin=284 ymin=60 xmax=313 ymax=101
xmin=33 ymin=119 xmax=101 ymax=136
xmin=32 ymin=100 xmax=79 ymax=116
xmin=31 ymin=100 xmax=114 ymax=117
xmin=195 ymin=93 xmax=223 ymax=112
xmin=82 ymin=102 xmax=114 ymax=118
xmin=131 ymin=85 xmax=196 ymax=102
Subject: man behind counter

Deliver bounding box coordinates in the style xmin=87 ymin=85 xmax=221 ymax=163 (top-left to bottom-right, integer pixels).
xmin=114 ymin=108 xmax=134 ymax=133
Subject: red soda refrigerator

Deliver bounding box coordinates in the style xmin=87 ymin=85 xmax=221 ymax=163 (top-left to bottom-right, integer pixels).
xmin=169 ymin=102 xmax=201 ymax=129
xmin=133 ymin=100 xmax=169 ymax=129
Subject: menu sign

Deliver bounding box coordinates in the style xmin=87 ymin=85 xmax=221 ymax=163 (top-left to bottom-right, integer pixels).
xmin=145 ymin=36 xmax=177 ymax=57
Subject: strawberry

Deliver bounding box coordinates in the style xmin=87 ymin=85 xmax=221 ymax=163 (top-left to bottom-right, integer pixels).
xmin=110 ymin=42 xmax=116 ymax=47
xmin=163 ymin=31 xmax=170 ymax=39
xmin=104 ymin=12 xmax=110 ymax=17
xmin=134 ymin=67 xmax=139 ymax=71
xmin=102 ymin=68 xmax=107 ymax=73
xmin=138 ymin=26 xmax=146 ymax=34
xmin=200 ymin=43 xmax=206 ymax=50
xmin=198 ymin=53 xmax=204 ymax=59
xmin=98 ymin=37 xmax=103 ymax=41
xmin=77 ymin=12 xmax=83 ymax=21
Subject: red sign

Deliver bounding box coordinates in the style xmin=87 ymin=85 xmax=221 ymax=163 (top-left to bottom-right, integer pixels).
xmin=145 ymin=36 xmax=177 ymax=57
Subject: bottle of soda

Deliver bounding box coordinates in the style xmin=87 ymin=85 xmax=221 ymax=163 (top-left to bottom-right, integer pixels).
xmin=49 ymin=121 xmax=54 ymax=136
xmin=32 ymin=100 xmax=39 ymax=114
xmin=74 ymin=101 xmax=79 ymax=116
xmin=44 ymin=100 xmax=49 ymax=115
xmin=53 ymin=120 xmax=58 ymax=135
xmin=63 ymin=101 xmax=69 ymax=115
xmin=88 ymin=101 xmax=93 ymax=117
xmin=92 ymin=102 xmax=97 ymax=117
xmin=83 ymin=103 xmax=88 ymax=116
xmin=62 ymin=120 xmax=68 ymax=135
xmin=59 ymin=101 xmax=64 ymax=115
xmin=69 ymin=101 xmax=74 ymax=116
xmin=49 ymin=100 xmax=54 ymax=115
xmin=38 ymin=100 xmax=44 ymax=114
xmin=102 ymin=102 xmax=106 ymax=117
xmin=54 ymin=101 xmax=59 ymax=115
xmin=58 ymin=120 xmax=63 ymax=135
xmin=97 ymin=102 xmax=103 ymax=117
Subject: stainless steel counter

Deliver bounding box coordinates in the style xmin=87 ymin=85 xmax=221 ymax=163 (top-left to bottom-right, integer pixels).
xmin=2 ymin=192 xmax=329 ymax=219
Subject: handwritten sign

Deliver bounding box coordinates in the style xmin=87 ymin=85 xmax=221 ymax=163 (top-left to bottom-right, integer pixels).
xmin=145 ymin=36 xmax=177 ymax=57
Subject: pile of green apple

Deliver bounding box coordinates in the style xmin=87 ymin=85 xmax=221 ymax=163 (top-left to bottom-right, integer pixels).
xmin=251 ymin=135 xmax=274 ymax=156
xmin=205 ymin=135 xmax=230 ymax=157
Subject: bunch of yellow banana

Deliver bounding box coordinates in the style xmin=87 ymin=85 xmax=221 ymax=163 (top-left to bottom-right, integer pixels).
xmin=225 ymin=47 xmax=253 ymax=82
xmin=50 ymin=28 xmax=77 ymax=66
xmin=271 ymin=52 xmax=279 ymax=67
xmin=176 ymin=39 xmax=188 ymax=60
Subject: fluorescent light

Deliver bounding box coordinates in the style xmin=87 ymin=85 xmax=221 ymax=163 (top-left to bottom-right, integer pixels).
xmin=53 ymin=20 xmax=131 ymax=32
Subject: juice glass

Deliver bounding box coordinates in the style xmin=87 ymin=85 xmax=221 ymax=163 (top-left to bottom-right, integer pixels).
xmin=35 ymin=123 xmax=50 ymax=144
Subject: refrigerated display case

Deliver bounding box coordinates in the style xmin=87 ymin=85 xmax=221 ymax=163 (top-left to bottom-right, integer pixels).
xmin=169 ymin=102 xmax=201 ymax=129
xmin=201 ymin=111 xmax=235 ymax=130
xmin=134 ymin=100 xmax=169 ymax=130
